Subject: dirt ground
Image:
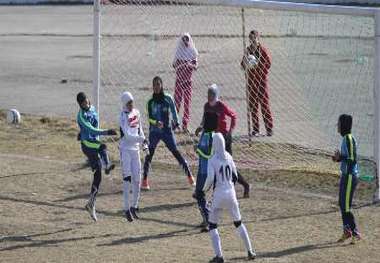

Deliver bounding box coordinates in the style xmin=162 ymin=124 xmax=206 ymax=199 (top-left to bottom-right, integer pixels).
xmin=0 ymin=112 xmax=380 ymax=263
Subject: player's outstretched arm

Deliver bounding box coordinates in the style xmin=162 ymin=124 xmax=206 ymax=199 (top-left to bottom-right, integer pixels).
xmin=77 ymin=110 xmax=111 ymax=136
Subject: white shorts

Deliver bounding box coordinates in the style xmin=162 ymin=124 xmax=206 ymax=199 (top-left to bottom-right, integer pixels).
xmin=120 ymin=148 xmax=141 ymax=182
xmin=208 ymin=190 xmax=241 ymax=224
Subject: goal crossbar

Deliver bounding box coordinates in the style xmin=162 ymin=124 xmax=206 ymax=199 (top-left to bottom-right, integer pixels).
xmin=181 ymin=0 xmax=378 ymax=17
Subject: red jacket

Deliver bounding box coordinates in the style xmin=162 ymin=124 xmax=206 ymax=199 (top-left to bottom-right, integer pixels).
xmin=203 ymin=101 xmax=236 ymax=134
xmin=241 ymin=44 xmax=271 ymax=82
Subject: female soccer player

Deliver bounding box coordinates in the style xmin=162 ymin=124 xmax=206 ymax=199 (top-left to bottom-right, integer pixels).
xmin=204 ymin=133 xmax=256 ymax=262
xmin=142 ymin=76 xmax=195 ymax=190
xmin=119 ymin=91 xmax=147 ymax=222
xmin=194 ymin=111 xmax=218 ymax=232
xmin=332 ymin=114 xmax=361 ymax=244
xmin=241 ymin=29 xmax=273 ymax=136
xmin=76 ymin=92 xmax=117 ymax=221
xmin=195 ymin=84 xmax=251 ymax=198
xmin=173 ymin=32 xmax=198 ymax=132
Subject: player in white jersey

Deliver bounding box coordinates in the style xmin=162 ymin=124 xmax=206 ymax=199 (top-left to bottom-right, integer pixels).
xmin=204 ymin=133 xmax=256 ymax=262
xmin=119 ymin=91 xmax=147 ymax=222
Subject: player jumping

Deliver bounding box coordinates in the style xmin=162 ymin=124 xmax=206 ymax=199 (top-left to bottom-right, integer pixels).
xmin=204 ymin=133 xmax=256 ymax=262
xmin=119 ymin=91 xmax=147 ymax=222
xmin=76 ymin=92 xmax=117 ymax=221
xmin=142 ymin=76 xmax=195 ymax=190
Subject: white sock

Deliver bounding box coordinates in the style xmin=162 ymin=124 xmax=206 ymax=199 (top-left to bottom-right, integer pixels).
xmin=209 ymin=229 xmax=223 ymax=257
xmin=131 ymin=179 xmax=141 ymax=209
xmin=237 ymin=224 xmax=253 ymax=253
xmin=123 ymin=178 xmax=131 ymax=211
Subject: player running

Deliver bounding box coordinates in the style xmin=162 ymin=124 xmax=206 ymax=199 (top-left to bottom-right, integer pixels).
xmin=204 ymin=133 xmax=256 ymax=262
xmin=119 ymin=91 xmax=147 ymax=222
xmin=142 ymin=76 xmax=195 ymax=190
xmin=332 ymin=114 xmax=362 ymax=244
xmin=76 ymin=92 xmax=117 ymax=222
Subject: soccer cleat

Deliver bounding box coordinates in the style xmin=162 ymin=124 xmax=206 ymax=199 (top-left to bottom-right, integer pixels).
xmin=243 ymin=184 xmax=250 ymax=199
xmin=124 ymin=210 xmax=134 ymax=222
xmin=141 ymin=178 xmax=150 ymax=190
xmin=351 ymin=232 xmax=362 ymax=244
xmin=200 ymin=225 xmax=209 ymax=233
xmin=199 ymin=219 xmax=208 ymax=228
xmin=337 ymin=230 xmax=352 ymax=243
xmin=105 ymin=163 xmax=115 ymax=175
xmin=251 ymin=132 xmax=261 ymax=137
xmin=209 ymin=256 xmax=224 ymax=263
xmin=85 ymin=202 xmax=97 ymax=222
xmin=130 ymin=207 xmax=139 ymax=219
xmin=267 ymin=130 xmax=273 ymax=137
xmin=187 ymin=176 xmax=196 ymax=187
xmin=248 ymin=251 xmax=256 ymax=260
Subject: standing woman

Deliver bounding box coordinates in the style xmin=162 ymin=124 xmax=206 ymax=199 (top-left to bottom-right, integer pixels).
xmin=195 ymin=84 xmax=251 ymax=198
xmin=241 ymin=30 xmax=273 ymax=136
xmin=173 ymin=32 xmax=198 ymax=132
xmin=142 ymin=76 xmax=195 ymax=190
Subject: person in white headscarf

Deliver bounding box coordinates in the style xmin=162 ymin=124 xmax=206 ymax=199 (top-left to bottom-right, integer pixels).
xmin=173 ymin=32 xmax=198 ymax=132
xmin=195 ymin=84 xmax=251 ymax=199
xmin=203 ymin=133 xmax=256 ymax=262
xmin=119 ymin=91 xmax=147 ymax=222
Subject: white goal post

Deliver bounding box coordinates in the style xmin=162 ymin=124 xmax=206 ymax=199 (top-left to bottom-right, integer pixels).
xmin=93 ymin=0 xmax=380 ymax=202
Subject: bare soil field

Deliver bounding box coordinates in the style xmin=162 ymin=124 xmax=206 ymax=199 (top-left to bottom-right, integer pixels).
xmin=0 ymin=112 xmax=380 ymax=263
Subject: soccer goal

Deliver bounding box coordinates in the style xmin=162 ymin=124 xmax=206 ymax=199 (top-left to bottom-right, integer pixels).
xmin=93 ymin=0 xmax=380 ymax=202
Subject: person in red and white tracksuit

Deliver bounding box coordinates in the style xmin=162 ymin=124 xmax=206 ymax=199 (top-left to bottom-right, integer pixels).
xmin=173 ymin=32 xmax=198 ymax=132
xmin=241 ymin=30 xmax=273 ymax=136
xmin=119 ymin=91 xmax=147 ymax=222
xmin=204 ymin=133 xmax=256 ymax=263
xmin=195 ymin=84 xmax=251 ymax=198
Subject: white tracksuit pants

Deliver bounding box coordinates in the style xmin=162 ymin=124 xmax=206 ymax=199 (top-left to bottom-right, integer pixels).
xmin=120 ymin=148 xmax=141 ymax=210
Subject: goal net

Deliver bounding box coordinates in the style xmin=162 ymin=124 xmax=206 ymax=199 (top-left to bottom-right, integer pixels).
xmin=97 ymin=0 xmax=377 ymax=179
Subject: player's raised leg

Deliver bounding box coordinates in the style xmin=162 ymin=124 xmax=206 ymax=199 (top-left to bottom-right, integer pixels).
xmin=81 ymin=144 xmax=102 ymax=222
xmin=98 ymin=143 xmax=115 ymax=175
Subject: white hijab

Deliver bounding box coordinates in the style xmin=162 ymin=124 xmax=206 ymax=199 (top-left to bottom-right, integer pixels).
xmin=212 ymin=132 xmax=227 ymax=160
xmin=121 ymin=91 xmax=133 ymax=112
xmin=173 ymin=32 xmax=198 ymax=62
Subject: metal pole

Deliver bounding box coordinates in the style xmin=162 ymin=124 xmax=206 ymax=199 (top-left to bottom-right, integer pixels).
xmin=93 ymin=0 xmax=101 ymax=120
xmin=241 ymin=8 xmax=252 ymax=144
xmin=374 ymin=10 xmax=380 ymax=203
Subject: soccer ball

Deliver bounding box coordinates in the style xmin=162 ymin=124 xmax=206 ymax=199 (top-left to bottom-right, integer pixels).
xmin=6 ymin=109 xmax=21 ymax=124
xmin=246 ymin=54 xmax=258 ymax=69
